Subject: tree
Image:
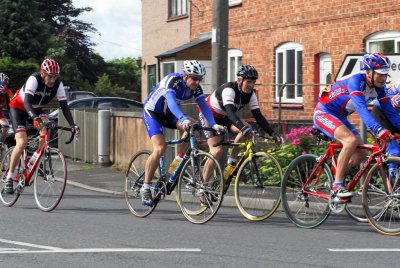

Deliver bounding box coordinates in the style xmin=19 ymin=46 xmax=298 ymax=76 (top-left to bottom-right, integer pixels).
xmin=106 ymin=58 xmax=141 ymax=92
xmin=0 ymin=0 xmax=53 ymax=60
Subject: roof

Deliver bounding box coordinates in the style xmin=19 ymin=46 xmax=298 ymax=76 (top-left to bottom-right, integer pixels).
xmin=156 ymin=36 xmax=211 ymax=59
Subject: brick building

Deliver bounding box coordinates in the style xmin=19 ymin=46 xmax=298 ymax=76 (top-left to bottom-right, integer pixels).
xmin=141 ymin=0 xmax=400 ymax=131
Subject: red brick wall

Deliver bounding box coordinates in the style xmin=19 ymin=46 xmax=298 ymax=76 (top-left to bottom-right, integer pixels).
xmin=190 ymin=0 xmax=400 ymax=125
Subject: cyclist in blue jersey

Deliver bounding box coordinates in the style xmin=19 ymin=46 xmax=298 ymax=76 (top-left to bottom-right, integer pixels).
xmin=371 ymin=80 xmax=400 ymax=190
xmin=313 ymin=53 xmax=400 ymax=198
xmin=141 ymin=60 xmax=224 ymax=206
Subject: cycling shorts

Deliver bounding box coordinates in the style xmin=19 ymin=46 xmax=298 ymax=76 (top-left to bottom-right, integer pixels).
xmin=10 ymin=108 xmax=46 ymax=133
xmin=313 ymin=107 xmax=358 ymax=138
xmin=143 ymin=109 xmax=179 ymax=138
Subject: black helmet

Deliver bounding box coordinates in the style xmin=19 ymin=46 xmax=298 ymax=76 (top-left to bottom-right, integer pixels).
xmin=236 ymin=65 xmax=258 ymax=79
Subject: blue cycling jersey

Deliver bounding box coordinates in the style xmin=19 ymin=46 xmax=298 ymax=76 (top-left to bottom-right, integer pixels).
xmin=317 ymin=71 xmax=400 ymax=133
xmin=144 ymin=73 xmax=216 ymax=125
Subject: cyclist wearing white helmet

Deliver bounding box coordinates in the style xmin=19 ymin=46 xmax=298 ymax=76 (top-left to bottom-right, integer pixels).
xmin=314 ymin=53 xmax=400 ymax=198
xmin=0 ymin=73 xmax=14 ymax=143
xmin=4 ymin=59 xmax=80 ymax=194
xmin=141 ymin=60 xmax=224 ymax=206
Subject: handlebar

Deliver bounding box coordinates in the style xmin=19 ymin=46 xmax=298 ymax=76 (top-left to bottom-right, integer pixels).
xmin=166 ymin=123 xmax=225 ymax=145
xmin=45 ymin=122 xmax=76 ymax=144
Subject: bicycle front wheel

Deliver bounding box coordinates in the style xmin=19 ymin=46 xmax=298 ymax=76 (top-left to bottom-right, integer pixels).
xmin=125 ymin=150 xmax=159 ymax=218
xmin=34 ymin=148 xmax=67 ymax=212
xmin=234 ymin=152 xmax=282 ymax=221
xmin=362 ymin=157 xmax=400 ymax=235
xmin=0 ymin=147 xmax=22 ymax=207
xmin=177 ymin=151 xmax=224 ymax=224
xmin=281 ymin=154 xmax=333 ymax=228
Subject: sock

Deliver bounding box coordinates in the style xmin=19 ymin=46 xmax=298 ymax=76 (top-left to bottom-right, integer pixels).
xmin=332 ymin=181 xmax=343 ymax=190
xmin=6 ymin=171 xmax=15 ymax=180
xmin=142 ymin=183 xmax=151 ymax=189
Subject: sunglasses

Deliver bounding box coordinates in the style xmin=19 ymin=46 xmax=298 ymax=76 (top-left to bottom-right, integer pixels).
xmin=189 ymin=75 xmax=203 ymax=82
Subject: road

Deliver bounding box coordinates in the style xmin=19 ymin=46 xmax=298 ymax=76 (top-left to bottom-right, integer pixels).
xmin=0 ymin=184 xmax=399 ymax=268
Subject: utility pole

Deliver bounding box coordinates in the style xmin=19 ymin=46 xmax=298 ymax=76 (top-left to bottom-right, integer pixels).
xmin=211 ymin=0 xmax=229 ymax=91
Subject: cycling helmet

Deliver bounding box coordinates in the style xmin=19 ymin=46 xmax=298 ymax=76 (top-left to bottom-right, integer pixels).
xmin=41 ymin=58 xmax=60 ymax=75
xmin=183 ymin=60 xmax=206 ymax=77
xmin=362 ymin=53 xmax=391 ymax=74
xmin=237 ymin=65 xmax=259 ymax=79
xmin=0 ymin=73 xmax=9 ymax=92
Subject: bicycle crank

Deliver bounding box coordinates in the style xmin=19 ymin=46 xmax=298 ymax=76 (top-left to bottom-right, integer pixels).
xmin=329 ymin=196 xmax=345 ymax=213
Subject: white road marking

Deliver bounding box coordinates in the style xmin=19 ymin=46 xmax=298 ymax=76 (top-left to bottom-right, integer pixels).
xmin=0 ymin=248 xmax=202 ymax=254
xmin=328 ymin=248 xmax=400 ymax=252
xmin=0 ymin=238 xmax=62 ymax=250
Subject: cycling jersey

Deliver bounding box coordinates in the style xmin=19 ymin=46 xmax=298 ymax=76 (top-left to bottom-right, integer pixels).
xmin=315 ymin=71 xmax=400 ymax=134
xmin=143 ymin=73 xmax=216 ymax=137
xmin=207 ymin=81 xmax=259 ymax=118
xmin=0 ymin=87 xmax=13 ymax=119
xmin=10 ymin=72 xmax=67 ymax=112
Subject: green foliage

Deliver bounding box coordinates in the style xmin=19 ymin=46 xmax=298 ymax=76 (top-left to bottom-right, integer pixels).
xmin=0 ymin=58 xmax=38 ymax=90
xmin=94 ymin=74 xmax=125 ymax=96
xmin=106 ymin=57 xmax=141 ymax=92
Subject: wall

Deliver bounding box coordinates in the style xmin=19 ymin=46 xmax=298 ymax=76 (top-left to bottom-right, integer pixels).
xmin=141 ymin=0 xmax=191 ymax=101
xmin=189 ymin=0 xmax=400 ymax=123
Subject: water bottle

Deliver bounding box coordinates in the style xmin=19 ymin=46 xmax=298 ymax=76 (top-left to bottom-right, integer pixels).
xmin=27 ymin=150 xmax=40 ymax=171
xmin=168 ymin=154 xmax=183 ymax=174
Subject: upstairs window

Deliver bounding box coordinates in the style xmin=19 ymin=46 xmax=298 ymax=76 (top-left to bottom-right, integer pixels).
xmin=366 ymin=31 xmax=400 ymax=53
xmin=227 ymin=49 xmax=242 ymax=81
xmin=169 ymin=0 xmax=187 ymax=18
xmin=275 ymin=42 xmax=304 ymax=103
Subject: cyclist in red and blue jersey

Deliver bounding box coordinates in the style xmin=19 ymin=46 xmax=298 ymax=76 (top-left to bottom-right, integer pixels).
xmin=0 ymin=73 xmax=14 ymax=143
xmin=4 ymin=59 xmax=80 ymax=194
xmin=141 ymin=60 xmax=224 ymax=205
xmin=313 ymin=53 xmax=400 ymax=198
xmin=372 ymin=80 xmax=400 ymax=190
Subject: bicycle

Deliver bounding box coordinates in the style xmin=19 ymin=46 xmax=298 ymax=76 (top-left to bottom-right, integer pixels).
xmin=216 ymin=132 xmax=283 ymax=221
xmin=125 ymin=124 xmax=224 ymax=224
xmin=281 ymin=128 xmax=400 ymax=232
xmin=0 ymin=123 xmax=75 ymax=212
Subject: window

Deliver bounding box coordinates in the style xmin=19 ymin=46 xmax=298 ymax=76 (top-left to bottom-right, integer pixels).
xmin=366 ymin=31 xmax=400 ymax=53
xmin=161 ymin=62 xmax=176 ymax=78
xmin=168 ymin=0 xmax=187 ymax=18
xmin=227 ymin=49 xmax=242 ymax=81
xmin=319 ymin=53 xmax=332 ymax=92
xmin=275 ymin=42 xmax=304 ymax=103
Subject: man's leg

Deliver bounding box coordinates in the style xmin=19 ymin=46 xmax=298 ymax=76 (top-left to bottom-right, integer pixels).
xmin=5 ymin=131 xmax=27 ymax=193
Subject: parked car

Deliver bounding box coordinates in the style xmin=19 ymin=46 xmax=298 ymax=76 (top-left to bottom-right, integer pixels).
xmin=66 ymin=91 xmax=97 ymax=101
xmin=48 ymin=96 xmax=143 ymax=122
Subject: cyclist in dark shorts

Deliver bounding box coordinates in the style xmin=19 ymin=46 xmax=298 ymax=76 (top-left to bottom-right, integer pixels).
xmin=4 ymin=58 xmax=80 ymax=194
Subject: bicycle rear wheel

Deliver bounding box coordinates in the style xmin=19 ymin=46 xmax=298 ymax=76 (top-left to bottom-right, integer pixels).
xmin=34 ymin=148 xmax=67 ymax=212
xmin=177 ymin=151 xmax=224 ymax=224
xmin=125 ymin=150 xmax=159 ymax=217
xmin=234 ymin=152 xmax=282 ymax=221
xmin=362 ymin=157 xmax=400 ymax=235
xmin=281 ymin=154 xmax=333 ymax=228
xmin=0 ymin=147 xmax=22 ymax=207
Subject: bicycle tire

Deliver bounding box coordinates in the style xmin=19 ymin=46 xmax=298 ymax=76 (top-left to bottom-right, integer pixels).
xmin=234 ymin=152 xmax=282 ymax=221
xmin=177 ymin=151 xmax=224 ymax=224
xmin=125 ymin=150 xmax=159 ymax=217
xmin=0 ymin=147 xmax=22 ymax=207
xmin=281 ymin=154 xmax=333 ymax=228
xmin=362 ymin=157 xmax=400 ymax=235
xmin=34 ymin=148 xmax=67 ymax=212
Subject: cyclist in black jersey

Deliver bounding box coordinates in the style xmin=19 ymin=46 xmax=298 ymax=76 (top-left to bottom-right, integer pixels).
xmin=4 ymin=59 xmax=80 ymax=194
xmin=200 ymin=65 xmax=278 ymax=182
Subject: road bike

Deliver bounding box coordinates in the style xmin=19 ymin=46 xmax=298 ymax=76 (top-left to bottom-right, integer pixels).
xmin=0 ymin=123 xmax=75 ymax=212
xmin=281 ymin=128 xmax=400 ymax=233
xmin=215 ymin=133 xmax=283 ymax=221
xmin=125 ymin=124 xmax=224 ymax=224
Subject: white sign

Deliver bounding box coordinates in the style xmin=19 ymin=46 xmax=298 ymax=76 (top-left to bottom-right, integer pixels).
xmin=336 ymin=53 xmax=400 ymax=85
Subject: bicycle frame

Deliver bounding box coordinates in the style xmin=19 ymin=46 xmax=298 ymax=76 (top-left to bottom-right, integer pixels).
xmin=303 ymin=139 xmax=389 ymax=202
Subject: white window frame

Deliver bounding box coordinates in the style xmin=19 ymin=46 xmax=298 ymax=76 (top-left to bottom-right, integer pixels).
xmin=227 ymin=49 xmax=242 ymax=81
xmin=229 ymin=0 xmax=242 ymax=6
xmin=275 ymin=42 xmax=304 ymax=103
xmin=161 ymin=61 xmax=176 ymax=78
xmin=168 ymin=0 xmax=187 ymax=18
xmin=319 ymin=53 xmax=332 ymax=92
xmin=366 ymin=31 xmax=400 ymax=53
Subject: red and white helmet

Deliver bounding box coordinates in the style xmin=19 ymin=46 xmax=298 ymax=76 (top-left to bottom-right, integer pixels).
xmin=41 ymin=58 xmax=60 ymax=75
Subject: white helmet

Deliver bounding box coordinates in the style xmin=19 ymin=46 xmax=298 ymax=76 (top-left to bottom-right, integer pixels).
xmin=0 ymin=73 xmax=9 ymax=84
xmin=183 ymin=60 xmax=206 ymax=77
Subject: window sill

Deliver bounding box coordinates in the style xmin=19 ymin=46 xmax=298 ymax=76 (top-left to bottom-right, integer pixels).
xmin=167 ymin=14 xmax=188 ymax=22
xmin=272 ymin=103 xmax=304 ymax=109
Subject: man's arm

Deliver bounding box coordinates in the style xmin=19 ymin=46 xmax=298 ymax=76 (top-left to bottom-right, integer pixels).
xmin=251 ymin=108 xmax=274 ymax=136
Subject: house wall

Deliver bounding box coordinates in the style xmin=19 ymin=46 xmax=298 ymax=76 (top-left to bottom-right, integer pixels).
xmin=141 ymin=0 xmax=191 ymax=101
xmin=189 ymin=0 xmax=400 ymax=124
